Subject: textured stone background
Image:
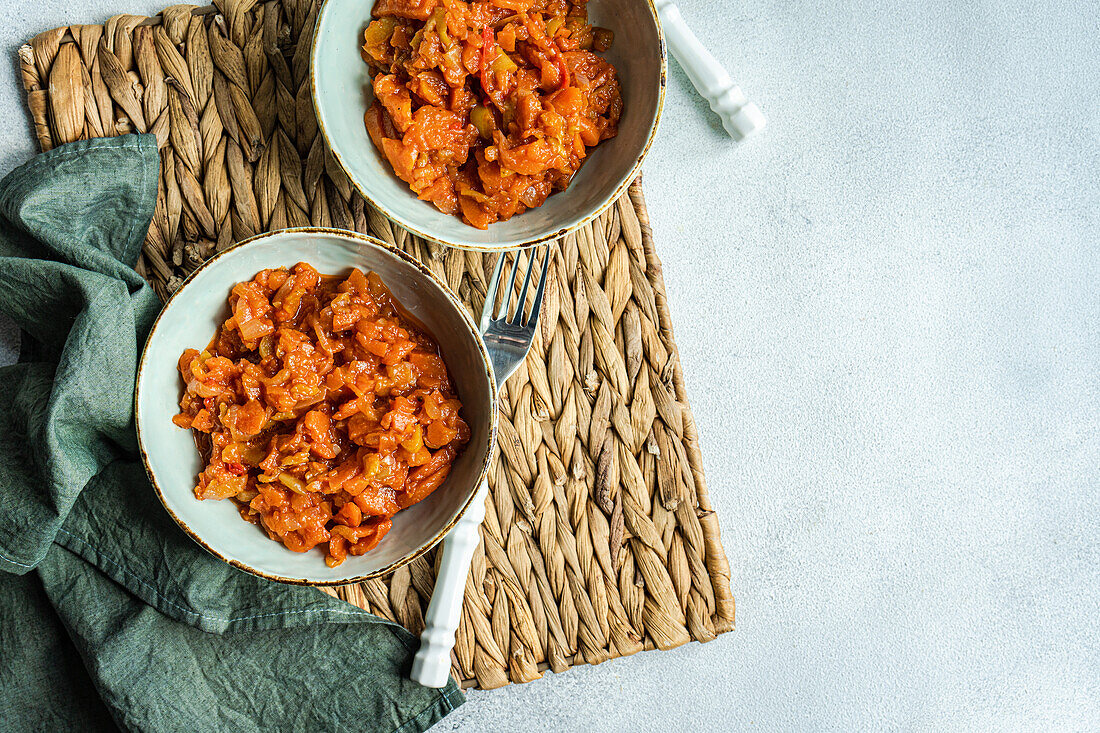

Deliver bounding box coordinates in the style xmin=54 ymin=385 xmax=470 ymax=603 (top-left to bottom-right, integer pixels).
xmin=2 ymin=0 xmax=1097 ymax=729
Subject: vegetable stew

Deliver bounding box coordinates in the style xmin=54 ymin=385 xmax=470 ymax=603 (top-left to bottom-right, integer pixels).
xmin=172 ymin=264 xmax=470 ymax=567
xmin=361 ymin=0 xmax=622 ymax=228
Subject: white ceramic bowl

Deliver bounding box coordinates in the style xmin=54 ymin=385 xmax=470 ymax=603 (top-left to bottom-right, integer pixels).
xmin=135 ymin=228 xmax=497 ymax=584
xmin=311 ymin=0 xmax=666 ymax=250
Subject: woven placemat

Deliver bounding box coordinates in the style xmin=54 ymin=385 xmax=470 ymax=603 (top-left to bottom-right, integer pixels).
xmin=18 ymin=0 xmax=734 ymax=689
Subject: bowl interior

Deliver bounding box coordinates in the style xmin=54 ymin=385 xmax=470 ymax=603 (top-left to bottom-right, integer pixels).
xmin=136 ymin=229 xmax=495 ymax=584
xmin=311 ymin=0 xmax=665 ymax=250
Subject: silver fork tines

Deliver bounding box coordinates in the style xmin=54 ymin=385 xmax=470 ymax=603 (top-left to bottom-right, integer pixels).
xmin=479 ymin=247 xmax=551 ymax=388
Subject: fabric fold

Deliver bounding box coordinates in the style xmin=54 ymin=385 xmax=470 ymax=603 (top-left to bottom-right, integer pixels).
xmin=0 ymin=135 xmax=159 ymax=572
xmin=0 ymin=135 xmax=462 ymax=732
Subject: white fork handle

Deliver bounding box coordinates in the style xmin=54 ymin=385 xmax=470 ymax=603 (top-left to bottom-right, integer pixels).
xmin=410 ymin=479 xmax=489 ymax=688
xmin=654 ymin=0 xmax=765 ymax=140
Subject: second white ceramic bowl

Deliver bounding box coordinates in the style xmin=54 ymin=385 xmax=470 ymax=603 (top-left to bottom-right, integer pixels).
xmin=311 ymin=0 xmax=666 ymax=250
xmin=135 ymin=228 xmax=497 ymax=584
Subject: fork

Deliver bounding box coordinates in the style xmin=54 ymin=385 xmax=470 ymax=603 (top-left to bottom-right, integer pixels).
xmin=410 ymin=247 xmax=550 ymax=688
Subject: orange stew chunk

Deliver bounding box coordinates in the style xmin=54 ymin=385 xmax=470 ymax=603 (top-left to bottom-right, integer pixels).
xmin=174 ymin=263 xmax=470 ymax=567
xmin=361 ymin=0 xmax=622 ymax=228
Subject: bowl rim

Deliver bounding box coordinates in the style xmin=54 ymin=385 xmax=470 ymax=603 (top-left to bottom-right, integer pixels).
xmin=134 ymin=226 xmax=499 ymax=585
xmin=310 ymin=0 xmax=667 ymax=251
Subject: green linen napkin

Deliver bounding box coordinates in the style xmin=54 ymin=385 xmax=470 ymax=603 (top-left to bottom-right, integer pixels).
xmin=0 ymin=135 xmax=463 ymax=732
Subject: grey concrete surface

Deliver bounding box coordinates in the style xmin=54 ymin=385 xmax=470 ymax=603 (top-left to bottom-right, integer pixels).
xmin=2 ymin=1 xmax=1098 ymax=730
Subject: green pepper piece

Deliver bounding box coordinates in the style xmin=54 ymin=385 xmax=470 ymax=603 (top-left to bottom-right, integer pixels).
xmin=431 ymin=8 xmax=451 ymax=46
xmin=470 ymin=105 xmax=494 ymax=139
xmin=491 ymin=52 xmax=518 ymax=75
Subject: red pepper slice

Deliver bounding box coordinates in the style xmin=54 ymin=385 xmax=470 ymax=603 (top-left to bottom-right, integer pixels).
xmin=225 ymin=461 xmax=247 ymax=476
xmin=551 ymin=47 xmax=570 ymax=91
xmin=480 ymin=25 xmax=495 ymax=104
